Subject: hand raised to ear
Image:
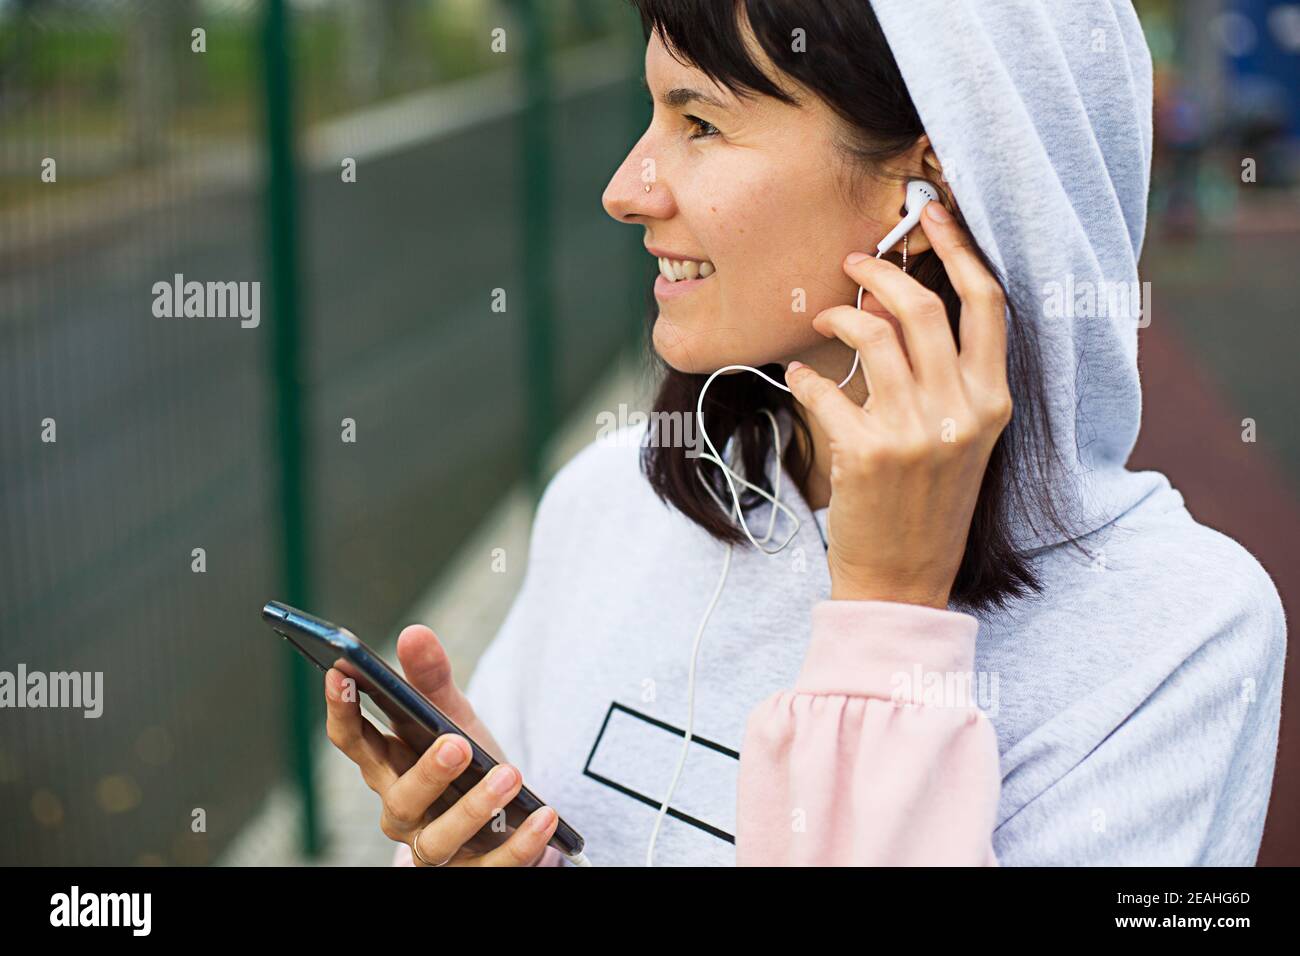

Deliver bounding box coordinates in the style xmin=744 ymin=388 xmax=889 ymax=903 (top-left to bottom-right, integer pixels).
xmin=785 ymin=202 xmax=1011 ymax=609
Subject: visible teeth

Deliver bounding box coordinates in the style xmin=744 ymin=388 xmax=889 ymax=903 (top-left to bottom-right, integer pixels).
xmin=656 ymin=256 xmax=715 ymax=282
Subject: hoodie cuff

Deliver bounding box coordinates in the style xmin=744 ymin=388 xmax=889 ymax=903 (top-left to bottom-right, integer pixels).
xmin=796 ymin=600 xmax=980 ymax=701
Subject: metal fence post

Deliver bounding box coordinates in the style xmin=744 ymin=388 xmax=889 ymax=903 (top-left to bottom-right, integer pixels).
xmin=261 ymin=0 xmax=321 ymax=858
xmin=515 ymin=0 xmax=556 ymax=498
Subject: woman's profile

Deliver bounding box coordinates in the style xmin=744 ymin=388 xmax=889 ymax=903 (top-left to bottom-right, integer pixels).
xmin=323 ymin=0 xmax=1286 ymax=867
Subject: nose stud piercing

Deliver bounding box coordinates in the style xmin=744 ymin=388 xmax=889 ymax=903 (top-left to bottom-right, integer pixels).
xmin=644 ymin=183 xmax=653 ymax=193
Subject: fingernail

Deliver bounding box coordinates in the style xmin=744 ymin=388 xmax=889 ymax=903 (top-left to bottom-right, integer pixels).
xmin=530 ymin=806 xmax=557 ymax=832
xmin=487 ymin=765 xmax=517 ymax=795
xmin=926 ymin=202 xmax=950 ymax=222
xmin=436 ymin=737 xmax=464 ymax=767
xmin=845 ymin=252 xmax=869 ymax=265
xmin=786 ymin=361 xmax=804 ymax=375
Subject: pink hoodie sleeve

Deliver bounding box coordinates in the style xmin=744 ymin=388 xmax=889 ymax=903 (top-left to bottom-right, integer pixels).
xmin=392 ymin=840 xmax=566 ymax=866
xmin=736 ymin=600 xmax=1001 ymax=866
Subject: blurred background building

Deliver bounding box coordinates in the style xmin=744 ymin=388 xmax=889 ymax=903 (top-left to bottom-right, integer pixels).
xmin=1 ymin=0 xmax=1296 ymax=866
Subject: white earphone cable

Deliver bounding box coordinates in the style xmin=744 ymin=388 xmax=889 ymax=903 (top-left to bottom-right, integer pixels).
xmin=690 ymin=277 xmax=874 ymax=553
xmin=643 ymin=536 xmax=731 ymax=867
xmin=644 ymin=270 xmax=880 ymax=866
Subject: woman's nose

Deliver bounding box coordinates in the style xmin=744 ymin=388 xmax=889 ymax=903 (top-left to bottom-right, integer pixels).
xmin=602 ymin=143 xmax=673 ymax=224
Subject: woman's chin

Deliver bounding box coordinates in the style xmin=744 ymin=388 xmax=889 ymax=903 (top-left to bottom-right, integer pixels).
xmin=653 ymin=349 xmax=716 ymax=376
xmin=651 ymin=318 xmax=750 ymax=375
xmin=651 ymin=319 xmax=706 ymax=374
xmin=652 ymin=320 xmax=798 ymax=377
xmin=652 ymin=346 xmax=738 ymax=376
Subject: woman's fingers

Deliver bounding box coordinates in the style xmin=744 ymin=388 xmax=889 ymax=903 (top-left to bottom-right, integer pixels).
xmin=813 ymin=305 xmax=917 ymax=405
xmin=475 ymin=806 xmax=560 ymax=867
xmin=841 ymin=253 xmax=959 ymax=384
xmin=917 ymin=203 xmax=1009 ymax=390
xmin=784 ymin=359 xmax=864 ymax=435
xmin=324 ymin=667 xmax=406 ymax=792
xmin=380 ymin=733 xmax=470 ymax=838
xmin=413 ymin=763 xmax=525 ymax=866
xmin=395 ymin=625 xmax=481 ymax=729
xmin=393 ymin=747 xmax=560 ymax=868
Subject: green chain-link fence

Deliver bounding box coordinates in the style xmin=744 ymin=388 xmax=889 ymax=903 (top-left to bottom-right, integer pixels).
xmin=0 ymin=0 xmax=649 ymax=865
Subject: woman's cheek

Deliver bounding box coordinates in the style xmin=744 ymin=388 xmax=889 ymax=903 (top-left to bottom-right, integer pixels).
xmin=722 ymin=271 xmax=827 ymax=357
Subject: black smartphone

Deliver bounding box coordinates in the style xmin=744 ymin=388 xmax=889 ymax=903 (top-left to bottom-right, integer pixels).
xmin=261 ymin=600 xmax=587 ymax=864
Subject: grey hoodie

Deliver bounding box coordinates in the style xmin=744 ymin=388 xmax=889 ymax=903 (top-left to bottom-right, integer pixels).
xmin=463 ymin=0 xmax=1287 ymax=866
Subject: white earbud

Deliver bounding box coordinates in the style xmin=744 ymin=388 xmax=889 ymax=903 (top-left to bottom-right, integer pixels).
xmin=875 ymin=179 xmax=941 ymax=257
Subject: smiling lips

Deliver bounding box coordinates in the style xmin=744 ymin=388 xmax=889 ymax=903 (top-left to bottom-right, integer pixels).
xmin=656 ymin=256 xmax=716 ymax=283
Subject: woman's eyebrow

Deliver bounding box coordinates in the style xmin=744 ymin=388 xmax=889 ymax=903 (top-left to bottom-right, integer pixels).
xmin=639 ymin=75 xmax=733 ymax=111
xmin=662 ymin=86 xmax=731 ymax=111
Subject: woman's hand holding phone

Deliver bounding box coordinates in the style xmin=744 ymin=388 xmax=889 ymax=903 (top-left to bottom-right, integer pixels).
xmin=323 ymin=624 xmax=560 ymax=867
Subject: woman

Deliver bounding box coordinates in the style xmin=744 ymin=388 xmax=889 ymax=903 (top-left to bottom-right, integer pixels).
xmin=325 ymin=0 xmax=1286 ymax=866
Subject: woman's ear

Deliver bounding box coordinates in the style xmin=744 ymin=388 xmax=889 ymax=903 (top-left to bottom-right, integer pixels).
xmin=921 ymin=145 xmax=955 ymax=208
xmin=923 ymin=148 xmax=940 ymax=177
xmin=897 ymin=139 xmax=954 ymax=257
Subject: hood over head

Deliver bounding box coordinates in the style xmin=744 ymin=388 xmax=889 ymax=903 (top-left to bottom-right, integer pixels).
xmin=864 ymin=0 xmax=1164 ymax=552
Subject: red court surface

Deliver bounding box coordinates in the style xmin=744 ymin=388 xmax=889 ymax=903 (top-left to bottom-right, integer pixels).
xmin=1130 ymin=297 xmax=1299 ymax=866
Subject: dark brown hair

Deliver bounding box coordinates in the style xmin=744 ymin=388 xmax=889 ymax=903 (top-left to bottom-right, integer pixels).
xmin=631 ymin=0 xmax=1091 ymax=612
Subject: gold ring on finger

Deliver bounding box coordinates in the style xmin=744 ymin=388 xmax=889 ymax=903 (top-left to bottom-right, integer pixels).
xmin=411 ymin=825 xmax=452 ymax=867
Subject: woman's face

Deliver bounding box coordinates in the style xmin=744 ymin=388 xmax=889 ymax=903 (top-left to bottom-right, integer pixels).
xmin=602 ymin=33 xmax=911 ymax=377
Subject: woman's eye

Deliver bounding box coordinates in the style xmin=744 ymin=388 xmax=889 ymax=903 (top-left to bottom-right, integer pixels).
xmin=685 ymin=115 xmax=720 ymax=140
